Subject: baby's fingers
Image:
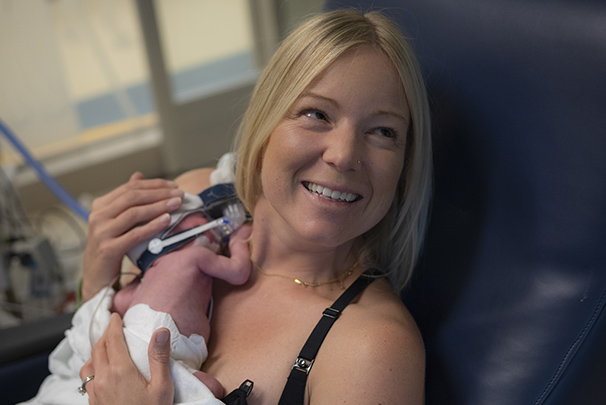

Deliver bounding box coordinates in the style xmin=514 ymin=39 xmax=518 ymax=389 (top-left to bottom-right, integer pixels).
xmin=228 ymin=224 xmax=252 ymax=261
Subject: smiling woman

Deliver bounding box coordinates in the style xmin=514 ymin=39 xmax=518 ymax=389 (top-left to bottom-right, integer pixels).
xmin=52 ymin=8 xmax=433 ymax=405
xmin=235 ymin=11 xmax=432 ymax=290
xmin=255 ymin=46 xmax=408 ymax=257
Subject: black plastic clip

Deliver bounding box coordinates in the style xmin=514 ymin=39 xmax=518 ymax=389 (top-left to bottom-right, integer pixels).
xmin=322 ymin=307 xmax=341 ymax=319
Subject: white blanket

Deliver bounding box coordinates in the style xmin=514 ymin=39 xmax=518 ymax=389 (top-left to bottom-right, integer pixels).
xmin=21 ymin=287 xmax=223 ymax=405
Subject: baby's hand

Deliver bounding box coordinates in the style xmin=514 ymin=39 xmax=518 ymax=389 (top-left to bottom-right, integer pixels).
xmin=153 ymin=223 xmax=252 ymax=285
xmin=215 ymin=224 xmax=253 ymax=285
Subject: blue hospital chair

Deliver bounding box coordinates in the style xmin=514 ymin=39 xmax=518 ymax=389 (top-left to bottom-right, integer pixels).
xmin=325 ymin=0 xmax=606 ymax=403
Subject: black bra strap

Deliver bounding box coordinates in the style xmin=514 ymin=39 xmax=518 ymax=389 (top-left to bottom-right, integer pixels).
xmin=277 ymin=270 xmax=378 ymax=405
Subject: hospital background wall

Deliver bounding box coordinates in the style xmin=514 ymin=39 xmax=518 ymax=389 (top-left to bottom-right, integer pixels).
xmin=1 ymin=0 xmax=324 ymax=214
xmin=0 ymin=0 xmax=324 ymax=404
xmin=0 ymin=2 xmax=323 ymax=402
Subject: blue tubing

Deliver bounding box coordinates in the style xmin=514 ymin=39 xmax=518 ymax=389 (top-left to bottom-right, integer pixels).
xmin=0 ymin=118 xmax=90 ymax=221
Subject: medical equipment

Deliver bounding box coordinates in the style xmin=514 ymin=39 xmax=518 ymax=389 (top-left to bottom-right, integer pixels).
xmin=0 ymin=162 xmax=75 ymax=325
xmin=127 ymin=183 xmax=247 ymax=273
xmin=0 ymin=117 xmax=90 ymax=221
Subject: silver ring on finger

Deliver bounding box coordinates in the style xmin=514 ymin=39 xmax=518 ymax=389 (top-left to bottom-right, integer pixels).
xmin=78 ymin=375 xmax=95 ymax=395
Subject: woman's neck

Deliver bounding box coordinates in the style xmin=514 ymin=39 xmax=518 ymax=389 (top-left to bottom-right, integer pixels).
xmin=249 ymin=219 xmax=360 ymax=285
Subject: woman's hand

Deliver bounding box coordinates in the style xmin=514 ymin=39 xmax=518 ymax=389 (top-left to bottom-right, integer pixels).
xmin=82 ymin=172 xmax=184 ymax=301
xmin=79 ymin=313 xmax=174 ymax=405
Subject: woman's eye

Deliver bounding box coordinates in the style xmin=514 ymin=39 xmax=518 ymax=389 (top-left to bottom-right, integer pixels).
xmin=373 ymin=127 xmax=397 ymax=139
xmin=303 ymin=109 xmax=328 ymax=121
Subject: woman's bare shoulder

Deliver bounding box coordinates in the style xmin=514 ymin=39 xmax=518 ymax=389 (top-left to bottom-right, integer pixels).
xmin=173 ymin=167 xmax=214 ymax=194
xmin=309 ymin=279 xmax=425 ymax=404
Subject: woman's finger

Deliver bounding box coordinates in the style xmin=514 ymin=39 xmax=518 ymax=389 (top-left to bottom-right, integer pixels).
xmin=79 ymin=358 xmax=95 ymax=382
xmin=91 ymin=172 xmax=173 ymax=205
xmin=90 ymin=324 xmax=110 ymax=373
xmin=94 ymin=208 xmax=172 ymax=256
xmin=148 ymin=328 xmax=173 ymax=385
xmin=91 ymin=187 xmax=183 ymax=227
xmin=91 ymin=170 xmax=182 ymax=218
xmin=147 ymin=328 xmax=175 ymax=403
xmin=104 ymin=313 xmax=131 ymax=364
xmin=109 ymin=196 xmax=181 ymax=237
xmin=129 ymin=171 xmax=145 ymax=182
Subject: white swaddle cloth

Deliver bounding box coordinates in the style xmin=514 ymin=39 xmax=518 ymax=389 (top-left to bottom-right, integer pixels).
xmin=22 ymin=287 xmax=223 ymax=404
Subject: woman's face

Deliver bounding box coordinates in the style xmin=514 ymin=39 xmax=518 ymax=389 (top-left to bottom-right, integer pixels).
xmin=256 ymin=46 xmax=409 ymax=250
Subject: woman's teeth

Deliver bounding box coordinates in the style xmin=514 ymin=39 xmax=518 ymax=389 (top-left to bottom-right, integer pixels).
xmin=304 ymin=182 xmax=359 ymax=202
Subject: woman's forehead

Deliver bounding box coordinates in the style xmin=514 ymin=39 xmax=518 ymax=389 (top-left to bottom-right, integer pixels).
xmin=298 ymin=46 xmax=409 ymax=117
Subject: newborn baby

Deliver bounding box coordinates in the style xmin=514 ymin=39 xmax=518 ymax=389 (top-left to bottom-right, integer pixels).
xmin=22 ymin=211 xmax=251 ymax=405
xmin=112 ymin=211 xmax=252 ymax=398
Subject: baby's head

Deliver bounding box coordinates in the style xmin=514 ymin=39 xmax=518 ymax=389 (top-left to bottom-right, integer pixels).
xmin=167 ymin=212 xmax=221 ymax=253
xmin=127 ymin=184 xmax=246 ymax=272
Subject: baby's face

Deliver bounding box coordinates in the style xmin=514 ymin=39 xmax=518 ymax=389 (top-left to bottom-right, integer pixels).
xmin=168 ymin=212 xmax=219 ymax=252
xmin=171 ymin=212 xmax=208 ymax=233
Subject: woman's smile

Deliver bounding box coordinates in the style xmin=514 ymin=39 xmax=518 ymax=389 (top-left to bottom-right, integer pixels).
xmin=302 ymin=181 xmax=361 ymax=203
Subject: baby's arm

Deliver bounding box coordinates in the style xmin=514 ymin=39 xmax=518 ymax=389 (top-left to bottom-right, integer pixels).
xmin=112 ymin=223 xmax=252 ymax=337
xmin=198 ymin=224 xmax=252 ymax=285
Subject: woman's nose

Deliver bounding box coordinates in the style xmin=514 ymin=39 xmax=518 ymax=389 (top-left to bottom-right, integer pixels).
xmin=322 ymin=124 xmax=360 ymax=171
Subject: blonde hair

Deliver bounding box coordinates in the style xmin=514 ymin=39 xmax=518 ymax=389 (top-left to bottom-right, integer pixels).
xmin=234 ymin=9 xmax=432 ymax=290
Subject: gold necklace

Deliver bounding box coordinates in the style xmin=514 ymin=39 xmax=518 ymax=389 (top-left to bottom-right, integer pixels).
xmin=253 ymin=260 xmax=358 ymax=289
